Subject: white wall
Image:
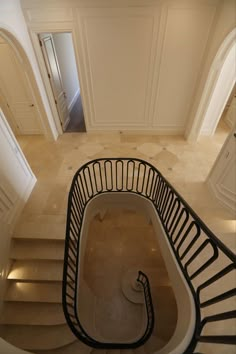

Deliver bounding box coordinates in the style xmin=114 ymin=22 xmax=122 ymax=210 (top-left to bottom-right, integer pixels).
xmin=186 ymin=0 xmax=236 ymax=140
xmin=0 ymin=109 xmax=36 ymax=309
xmin=208 ymin=129 xmax=236 ymax=213
xmin=22 ymin=0 xmax=233 ymax=134
xmin=200 ymin=43 xmax=236 ymax=135
xmin=1 ymin=0 xmax=232 ymax=135
xmin=0 ymin=0 xmax=58 ymax=139
xmin=52 ymin=33 xmax=80 ymax=112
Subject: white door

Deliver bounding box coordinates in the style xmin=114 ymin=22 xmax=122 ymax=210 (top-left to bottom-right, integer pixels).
xmin=40 ymin=34 xmax=69 ymax=130
xmin=208 ymin=128 xmax=236 ymax=213
xmin=0 ymin=36 xmax=42 ymax=135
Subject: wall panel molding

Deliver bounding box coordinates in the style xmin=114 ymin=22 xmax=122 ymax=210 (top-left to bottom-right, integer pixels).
xmin=77 ymin=8 xmax=156 ymax=128
xmin=22 ymin=0 xmax=223 ymax=133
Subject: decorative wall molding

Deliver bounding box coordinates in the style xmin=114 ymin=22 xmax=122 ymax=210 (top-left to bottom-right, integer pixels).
xmin=0 ymin=109 xmax=37 ymax=225
xmin=0 ymin=109 xmax=36 ymax=310
xmin=208 ymin=179 xmax=236 ymax=214
xmin=187 ymin=28 xmax=236 ymax=141
xmin=21 ymin=0 xmax=223 ymax=133
xmin=207 ymin=130 xmax=236 ymax=214
xmin=25 ymin=8 xmax=73 ymax=23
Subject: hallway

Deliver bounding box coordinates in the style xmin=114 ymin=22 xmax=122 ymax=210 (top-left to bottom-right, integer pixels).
xmin=66 ymin=94 xmax=86 ymax=132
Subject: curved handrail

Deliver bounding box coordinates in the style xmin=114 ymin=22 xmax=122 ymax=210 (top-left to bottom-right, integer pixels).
xmin=63 ymin=158 xmax=236 ymax=352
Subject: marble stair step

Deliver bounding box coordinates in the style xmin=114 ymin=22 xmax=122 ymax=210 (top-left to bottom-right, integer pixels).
xmin=151 ymin=286 xmax=177 ymax=341
xmin=133 ymin=347 xmax=147 ymax=354
xmin=13 ymin=215 xmax=66 ymax=240
xmin=8 ymin=260 xmax=63 ymax=282
xmin=11 ymin=239 xmax=65 ymax=260
xmin=5 ymin=282 xmax=62 ymax=303
xmin=35 ymin=340 xmax=92 ymax=354
xmin=1 ymin=324 xmax=76 ymax=351
xmin=144 ymin=335 xmax=166 ymax=353
xmin=1 ymin=303 xmax=65 ymax=325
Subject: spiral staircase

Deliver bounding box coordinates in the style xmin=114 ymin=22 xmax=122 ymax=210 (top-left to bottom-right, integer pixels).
xmin=0 ymin=158 xmax=235 ymax=354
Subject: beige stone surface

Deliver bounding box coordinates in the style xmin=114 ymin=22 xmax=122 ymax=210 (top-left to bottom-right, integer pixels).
xmin=8 ymin=260 xmax=63 ymax=281
xmin=15 ymin=120 xmax=234 ymax=251
xmin=1 ymin=303 xmax=65 ymax=325
xmin=1 ymin=120 xmax=234 ymax=353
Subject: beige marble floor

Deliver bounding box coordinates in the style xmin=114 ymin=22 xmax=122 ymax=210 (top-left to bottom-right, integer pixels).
xmin=8 ymin=121 xmax=235 ymax=353
xmin=17 ymin=120 xmax=235 ymax=252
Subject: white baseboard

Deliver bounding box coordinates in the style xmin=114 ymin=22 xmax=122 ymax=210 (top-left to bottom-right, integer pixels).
xmin=87 ymin=126 xmax=184 ymax=135
xmin=68 ymin=89 xmax=80 ymax=112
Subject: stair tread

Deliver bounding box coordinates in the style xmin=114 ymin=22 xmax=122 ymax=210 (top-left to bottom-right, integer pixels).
xmin=11 ymin=239 xmax=65 ymax=260
xmin=144 ymin=334 xmax=166 ymax=352
xmin=151 ymin=286 xmax=177 ymax=341
xmin=1 ymin=303 xmax=65 ymax=325
xmin=35 ymin=341 xmax=91 ymax=354
xmin=134 ymin=347 xmax=146 ymax=354
xmin=1 ymin=324 xmax=76 ymax=350
xmin=13 ymin=215 xmax=66 ymax=240
xmin=8 ymin=260 xmax=63 ymax=281
xmin=5 ymin=282 xmax=62 ymax=303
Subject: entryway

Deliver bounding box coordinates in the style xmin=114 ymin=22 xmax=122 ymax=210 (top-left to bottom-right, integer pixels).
xmin=39 ymin=32 xmax=86 ymax=133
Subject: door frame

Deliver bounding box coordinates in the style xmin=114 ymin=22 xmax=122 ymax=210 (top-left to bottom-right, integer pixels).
xmin=39 ymin=33 xmax=69 ymax=130
xmin=186 ymin=28 xmax=236 ymax=141
xmin=29 ymin=24 xmax=87 ymax=135
xmin=0 ymin=28 xmax=53 ymax=139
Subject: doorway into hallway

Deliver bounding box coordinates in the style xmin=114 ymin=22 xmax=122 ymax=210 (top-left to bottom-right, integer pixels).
xmin=39 ymin=32 xmax=86 ymax=133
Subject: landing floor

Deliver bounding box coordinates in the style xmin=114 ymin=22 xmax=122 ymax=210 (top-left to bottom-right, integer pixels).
xmin=17 ymin=120 xmax=235 ymax=251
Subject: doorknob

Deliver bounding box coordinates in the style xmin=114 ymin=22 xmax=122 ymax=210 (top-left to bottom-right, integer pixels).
xmin=29 ymin=104 xmax=34 ymax=107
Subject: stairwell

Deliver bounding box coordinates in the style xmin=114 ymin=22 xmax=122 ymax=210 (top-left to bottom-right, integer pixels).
xmin=0 ymin=209 xmax=178 ymax=354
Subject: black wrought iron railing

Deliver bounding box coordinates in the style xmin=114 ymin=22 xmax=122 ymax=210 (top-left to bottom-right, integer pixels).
xmin=63 ymin=158 xmax=236 ymax=353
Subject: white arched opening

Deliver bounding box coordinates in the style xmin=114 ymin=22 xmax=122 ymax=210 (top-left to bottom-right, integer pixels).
xmin=188 ymin=28 xmax=236 ymax=140
xmin=200 ymin=42 xmax=236 ymax=135
xmin=0 ymin=28 xmax=53 ymax=138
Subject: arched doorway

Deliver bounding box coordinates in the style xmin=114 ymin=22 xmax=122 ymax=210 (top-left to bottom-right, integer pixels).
xmin=0 ymin=28 xmax=51 ymax=138
xmin=188 ymin=28 xmax=236 ymax=140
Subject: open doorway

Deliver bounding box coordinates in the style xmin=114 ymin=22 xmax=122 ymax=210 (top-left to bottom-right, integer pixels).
xmin=210 ymin=83 xmax=236 ymax=148
xmin=219 ymin=84 xmax=236 ymax=130
xmin=39 ymin=32 xmax=86 ymax=133
xmin=199 ymin=39 xmax=236 ymax=137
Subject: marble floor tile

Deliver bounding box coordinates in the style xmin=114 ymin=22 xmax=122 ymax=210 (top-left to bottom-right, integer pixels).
xmin=13 ymin=121 xmax=234 ymax=346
